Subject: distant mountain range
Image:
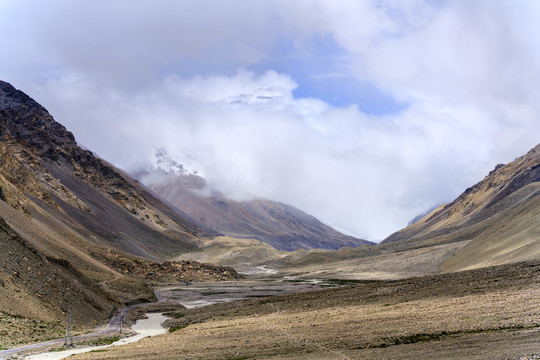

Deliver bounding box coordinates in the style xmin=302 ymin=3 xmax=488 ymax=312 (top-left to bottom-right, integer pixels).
xmin=138 ymin=150 xmax=372 ymax=251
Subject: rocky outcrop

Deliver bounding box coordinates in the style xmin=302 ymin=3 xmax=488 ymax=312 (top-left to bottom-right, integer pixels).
xmin=94 ymin=252 xmax=241 ymax=282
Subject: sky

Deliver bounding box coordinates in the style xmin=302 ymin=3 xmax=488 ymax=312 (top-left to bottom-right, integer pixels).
xmin=1 ymin=0 xmax=540 ymax=241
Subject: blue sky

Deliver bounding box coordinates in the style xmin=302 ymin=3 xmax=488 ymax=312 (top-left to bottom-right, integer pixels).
xmin=1 ymin=0 xmax=539 ymax=241
xmin=271 ymin=36 xmax=407 ymax=113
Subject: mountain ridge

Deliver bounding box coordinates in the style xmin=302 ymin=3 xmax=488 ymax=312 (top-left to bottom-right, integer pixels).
xmin=383 ymin=144 xmax=540 ymax=244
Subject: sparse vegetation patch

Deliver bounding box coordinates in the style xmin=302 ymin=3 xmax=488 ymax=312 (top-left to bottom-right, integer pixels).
xmin=370 ymin=323 xmax=540 ymax=348
xmin=168 ymin=325 xmax=187 ymax=333
xmin=0 ymin=312 xmax=69 ymax=348
xmin=165 ymin=312 xmax=186 ymax=318
xmin=90 ymin=336 xmax=120 ymax=346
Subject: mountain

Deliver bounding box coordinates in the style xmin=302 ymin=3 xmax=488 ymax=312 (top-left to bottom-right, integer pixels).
xmin=0 ymin=80 xmax=237 ymax=347
xmin=139 ymin=151 xmax=372 ymax=251
xmin=0 ymin=80 xmax=204 ymax=259
xmin=382 ymin=143 xmax=540 ymax=271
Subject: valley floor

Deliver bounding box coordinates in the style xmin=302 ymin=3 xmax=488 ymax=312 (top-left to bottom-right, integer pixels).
xmin=71 ymin=260 xmax=540 ymax=360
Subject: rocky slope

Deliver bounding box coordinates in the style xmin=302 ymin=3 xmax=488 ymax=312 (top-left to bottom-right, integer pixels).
xmin=382 ymin=143 xmax=540 ymax=271
xmin=0 ymin=80 xmax=203 ymax=259
xmin=141 ymin=153 xmax=372 ymax=251
xmin=0 ymin=215 xmax=117 ymax=324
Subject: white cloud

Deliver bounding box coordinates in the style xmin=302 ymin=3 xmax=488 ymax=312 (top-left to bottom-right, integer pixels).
xmin=1 ymin=1 xmax=540 ymax=240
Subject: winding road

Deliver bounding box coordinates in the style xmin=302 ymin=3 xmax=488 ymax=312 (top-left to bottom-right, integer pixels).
xmin=0 ymin=304 xmax=138 ymax=359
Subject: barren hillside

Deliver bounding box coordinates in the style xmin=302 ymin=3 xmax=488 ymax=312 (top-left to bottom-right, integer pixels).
xmin=381 ymin=144 xmax=540 ymax=271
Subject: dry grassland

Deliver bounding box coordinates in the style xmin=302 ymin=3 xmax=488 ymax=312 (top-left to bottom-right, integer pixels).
xmin=72 ymin=261 xmax=540 ymax=360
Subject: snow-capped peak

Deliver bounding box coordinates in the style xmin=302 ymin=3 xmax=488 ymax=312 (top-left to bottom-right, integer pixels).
xmin=154 ymin=148 xmax=198 ymax=176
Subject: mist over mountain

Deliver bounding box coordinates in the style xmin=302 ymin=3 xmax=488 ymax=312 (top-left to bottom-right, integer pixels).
xmin=1 ymin=78 xmax=539 ymax=359
xmin=139 ymin=149 xmax=373 ymax=251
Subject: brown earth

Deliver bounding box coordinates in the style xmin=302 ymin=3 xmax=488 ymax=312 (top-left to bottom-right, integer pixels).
xmin=71 ymin=260 xmax=540 ymax=360
xmin=0 ymin=204 xmax=238 ymax=349
xmin=176 ymin=236 xmax=286 ymax=267
xmin=0 ymin=214 xmax=119 ymax=348
xmin=179 ymin=235 xmax=472 ymax=282
xmin=275 ymin=240 xmax=472 ymax=280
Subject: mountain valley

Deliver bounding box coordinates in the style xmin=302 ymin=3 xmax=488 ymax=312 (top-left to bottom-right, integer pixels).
xmin=0 ymin=80 xmax=538 ymax=359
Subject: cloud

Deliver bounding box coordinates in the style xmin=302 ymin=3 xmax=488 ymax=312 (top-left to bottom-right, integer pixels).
xmin=29 ymin=69 xmax=503 ymax=240
xmin=1 ymin=1 xmax=540 ymax=240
